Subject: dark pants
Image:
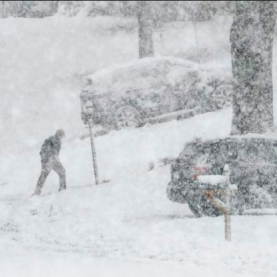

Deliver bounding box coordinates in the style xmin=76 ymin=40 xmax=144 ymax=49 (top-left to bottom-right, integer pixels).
xmin=34 ymin=156 xmax=66 ymax=195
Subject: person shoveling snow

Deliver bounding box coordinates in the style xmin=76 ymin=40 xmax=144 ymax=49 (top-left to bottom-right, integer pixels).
xmin=32 ymin=129 xmax=66 ymax=196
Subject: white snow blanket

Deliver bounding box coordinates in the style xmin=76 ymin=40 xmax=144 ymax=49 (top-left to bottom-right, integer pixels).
xmin=197 ymin=175 xmax=227 ymax=186
xmin=0 ymin=15 xmax=277 ymax=277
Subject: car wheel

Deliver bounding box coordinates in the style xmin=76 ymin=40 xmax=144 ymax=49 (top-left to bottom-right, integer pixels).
xmin=188 ymin=200 xmax=203 ymax=217
xmin=198 ymin=195 xmax=222 ymax=217
xmin=211 ymin=85 xmax=233 ymax=110
xmin=115 ymin=106 xmax=141 ymax=130
xmin=188 ymin=193 xmax=222 ymax=217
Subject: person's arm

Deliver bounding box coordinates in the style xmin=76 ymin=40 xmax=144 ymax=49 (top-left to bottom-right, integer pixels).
xmin=50 ymin=136 xmax=61 ymax=157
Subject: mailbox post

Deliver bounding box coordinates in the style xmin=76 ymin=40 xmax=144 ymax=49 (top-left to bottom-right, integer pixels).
xmin=197 ymin=164 xmax=236 ymax=242
xmin=83 ymin=99 xmax=99 ymax=185
xmin=223 ymin=164 xmax=231 ymax=241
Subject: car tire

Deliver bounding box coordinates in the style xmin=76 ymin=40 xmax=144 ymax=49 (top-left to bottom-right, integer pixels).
xmin=188 ymin=200 xmax=203 ymax=217
xmin=115 ymin=106 xmax=141 ymax=130
xmin=188 ymin=194 xmax=222 ymax=217
xmin=198 ymin=195 xmax=222 ymax=217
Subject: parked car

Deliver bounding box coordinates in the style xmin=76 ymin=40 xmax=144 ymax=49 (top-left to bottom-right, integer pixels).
xmin=80 ymin=57 xmax=233 ymax=132
xmin=167 ymin=136 xmax=277 ymax=217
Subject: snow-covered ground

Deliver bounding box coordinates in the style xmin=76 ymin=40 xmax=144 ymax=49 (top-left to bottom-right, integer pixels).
xmin=1 ymin=15 xmax=277 ymax=276
xmin=1 ymin=108 xmax=277 ymax=277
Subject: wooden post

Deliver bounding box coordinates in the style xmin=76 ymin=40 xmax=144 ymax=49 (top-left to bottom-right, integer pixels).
xmin=223 ymin=164 xmax=231 ymax=241
xmin=88 ymin=119 xmax=99 ymax=185
xmin=198 ymin=165 xmax=235 ymax=242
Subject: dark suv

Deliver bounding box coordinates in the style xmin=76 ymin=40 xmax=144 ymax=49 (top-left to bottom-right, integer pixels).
xmin=167 ymin=136 xmax=277 ymax=217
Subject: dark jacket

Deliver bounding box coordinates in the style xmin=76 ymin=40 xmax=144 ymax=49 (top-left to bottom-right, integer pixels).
xmin=40 ymin=135 xmax=62 ymax=161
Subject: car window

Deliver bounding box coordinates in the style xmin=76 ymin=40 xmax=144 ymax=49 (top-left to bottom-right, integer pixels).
xmin=207 ymin=142 xmax=225 ymax=165
xmin=238 ymin=139 xmax=275 ymax=164
xmin=179 ymin=141 xmax=205 ymax=164
xmin=261 ymin=142 xmax=275 ymax=163
xmin=207 ymin=140 xmax=238 ymax=167
xmin=226 ymin=140 xmax=238 ymax=159
xmin=179 ymin=143 xmax=198 ymax=160
xmin=195 ymin=153 xmax=209 ymax=166
xmin=180 ymin=139 xmax=277 ymax=168
xmin=268 ymin=142 xmax=277 ymax=164
xmin=274 ymin=144 xmax=277 ymax=162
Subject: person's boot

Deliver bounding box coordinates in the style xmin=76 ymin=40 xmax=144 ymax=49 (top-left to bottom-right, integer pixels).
xmin=32 ymin=187 xmax=41 ymax=197
xmin=59 ymin=186 xmax=66 ymax=192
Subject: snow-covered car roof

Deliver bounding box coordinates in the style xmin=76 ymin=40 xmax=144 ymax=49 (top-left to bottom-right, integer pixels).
xmin=81 ymin=56 xmax=199 ymax=97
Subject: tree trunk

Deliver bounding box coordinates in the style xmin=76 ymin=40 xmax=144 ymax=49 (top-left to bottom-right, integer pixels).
xmin=1 ymin=1 xmax=5 ymax=18
xmin=230 ymin=1 xmax=275 ymax=135
xmin=138 ymin=1 xmax=154 ymax=59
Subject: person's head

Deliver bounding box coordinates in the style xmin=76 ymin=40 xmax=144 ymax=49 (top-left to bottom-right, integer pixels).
xmin=55 ymin=129 xmax=65 ymax=140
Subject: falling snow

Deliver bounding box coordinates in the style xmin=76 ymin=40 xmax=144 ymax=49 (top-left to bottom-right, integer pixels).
xmin=1 ymin=2 xmax=277 ymax=277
